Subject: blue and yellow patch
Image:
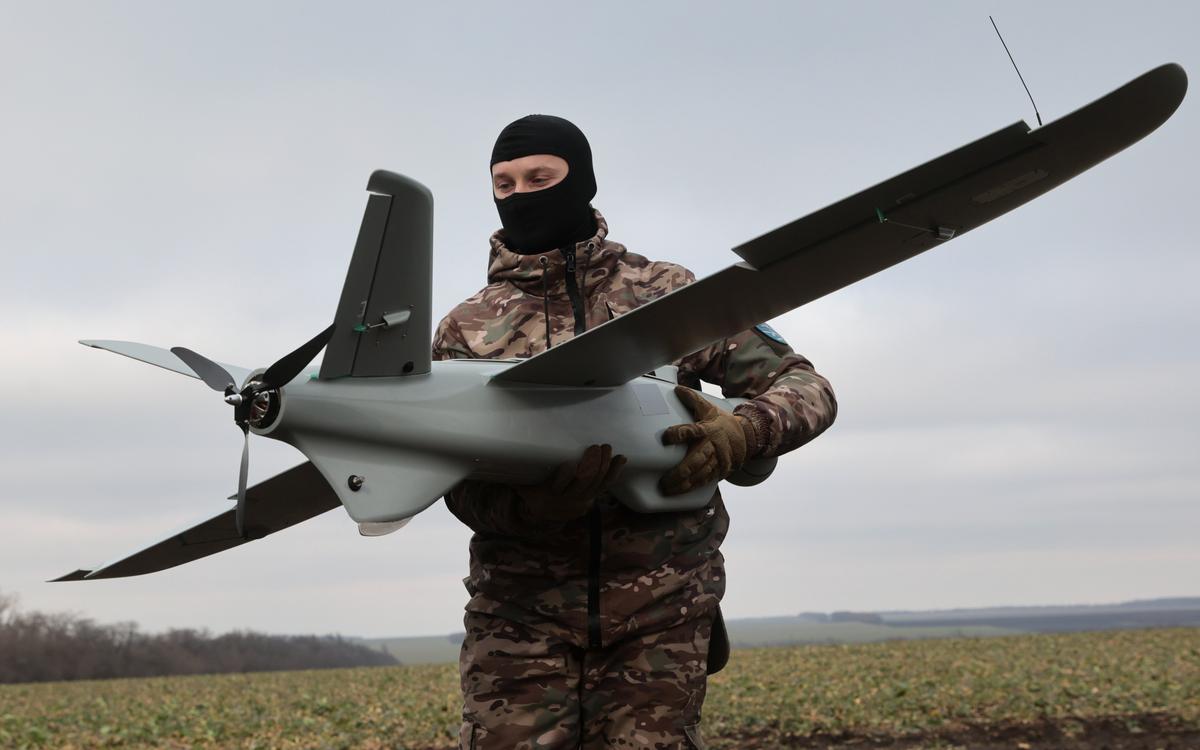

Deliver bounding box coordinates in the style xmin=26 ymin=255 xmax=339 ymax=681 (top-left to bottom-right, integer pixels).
xmin=754 ymin=323 xmax=788 ymax=346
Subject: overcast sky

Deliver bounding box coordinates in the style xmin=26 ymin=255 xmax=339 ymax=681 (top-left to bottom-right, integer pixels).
xmin=2 ymin=1 xmax=1196 ymax=638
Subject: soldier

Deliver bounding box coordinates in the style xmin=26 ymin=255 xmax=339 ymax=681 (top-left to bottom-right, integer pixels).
xmin=433 ymin=114 xmax=837 ymax=749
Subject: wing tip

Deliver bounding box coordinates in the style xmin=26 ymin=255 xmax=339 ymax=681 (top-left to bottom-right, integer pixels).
xmin=48 ymin=569 xmax=93 ymax=582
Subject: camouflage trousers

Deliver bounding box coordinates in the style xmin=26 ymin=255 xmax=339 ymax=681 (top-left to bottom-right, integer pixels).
xmin=458 ymin=611 xmax=712 ymax=749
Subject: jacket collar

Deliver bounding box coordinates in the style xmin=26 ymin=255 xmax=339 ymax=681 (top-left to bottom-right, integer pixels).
xmin=486 ymin=209 xmax=623 ymax=296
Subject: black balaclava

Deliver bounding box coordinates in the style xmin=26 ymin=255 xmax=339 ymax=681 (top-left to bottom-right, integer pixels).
xmin=490 ymin=114 xmax=598 ymax=254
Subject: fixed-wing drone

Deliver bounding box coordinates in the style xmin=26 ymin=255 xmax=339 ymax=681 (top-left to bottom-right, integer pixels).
xmin=55 ymin=64 xmax=1186 ymax=582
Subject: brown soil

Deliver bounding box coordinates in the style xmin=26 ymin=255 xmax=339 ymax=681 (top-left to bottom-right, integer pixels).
xmin=724 ymin=713 xmax=1200 ymax=749
xmin=419 ymin=714 xmax=1199 ymax=749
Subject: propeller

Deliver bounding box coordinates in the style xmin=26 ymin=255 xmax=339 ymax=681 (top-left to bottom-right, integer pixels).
xmin=170 ymin=323 xmax=335 ymax=538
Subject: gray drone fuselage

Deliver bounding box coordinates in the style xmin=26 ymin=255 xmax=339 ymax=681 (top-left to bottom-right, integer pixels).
xmin=257 ymin=360 xmax=774 ymax=524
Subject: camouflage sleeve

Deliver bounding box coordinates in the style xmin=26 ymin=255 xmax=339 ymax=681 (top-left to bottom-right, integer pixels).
xmin=432 ymin=314 xmax=475 ymax=361
xmin=677 ymin=328 xmax=837 ymax=459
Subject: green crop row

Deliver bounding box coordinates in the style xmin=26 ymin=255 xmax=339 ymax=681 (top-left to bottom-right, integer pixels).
xmin=1 ymin=628 xmax=1196 ymax=749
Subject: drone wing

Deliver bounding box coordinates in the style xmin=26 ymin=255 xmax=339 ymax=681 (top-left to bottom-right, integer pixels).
xmin=80 ymin=340 xmax=251 ymax=386
xmin=52 ymin=462 xmax=340 ymax=581
xmin=493 ymin=63 xmax=1186 ymax=388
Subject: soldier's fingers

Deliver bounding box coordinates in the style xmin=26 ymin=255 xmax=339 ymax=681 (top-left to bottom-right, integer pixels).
xmin=710 ymin=431 xmax=734 ymax=478
xmin=689 ymin=443 xmax=720 ymax=486
xmin=674 ymin=385 xmax=717 ymax=421
xmin=564 ymin=444 xmax=604 ymax=496
xmin=663 ymin=440 xmax=715 ymax=493
xmin=663 ymin=423 xmax=705 ymax=446
xmin=679 ymin=443 xmax=714 ymax=482
xmin=578 ymin=444 xmax=603 ymax=476
xmin=659 ymin=469 xmax=688 ymax=496
xmin=579 ymin=444 xmax=615 ymax=498
xmin=549 ymin=459 xmax=577 ymax=495
xmin=664 ymin=455 xmax=715 ymax=495
xmin=601 ymin=455 xmax=627 ymax=488
xmin=598 ymin=443 xmax=613 ymax=470
xmin=660 ymin=454 xmax=696 ymax=496
xmin=595 ymin=443 xmax=615 ymax=485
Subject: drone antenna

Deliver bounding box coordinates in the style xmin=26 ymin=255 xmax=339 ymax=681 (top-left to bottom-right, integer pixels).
xmin=989 ymin=15 xmax=1042 ymax=127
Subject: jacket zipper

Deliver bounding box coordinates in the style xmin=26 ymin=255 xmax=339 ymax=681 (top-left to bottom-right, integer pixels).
xmin=538 ymin=256 xmax=552 ymax=348
xmin=587 ymin=504 xmax=602 ymax=649
xmin=562 ymin=247 xmax=587 ymax=336
xmin=562 ymin=244 xmax=601 ymax=648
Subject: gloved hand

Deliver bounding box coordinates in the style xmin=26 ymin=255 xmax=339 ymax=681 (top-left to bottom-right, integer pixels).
xmin=514 ymin=444 xmax=627 ymax=522
xmin=660 ymin=386 xmax=757 ymax=496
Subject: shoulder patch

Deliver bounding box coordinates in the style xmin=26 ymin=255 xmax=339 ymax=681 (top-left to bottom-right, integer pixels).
xmin=754 ymin=323 xmax=788 ymax=346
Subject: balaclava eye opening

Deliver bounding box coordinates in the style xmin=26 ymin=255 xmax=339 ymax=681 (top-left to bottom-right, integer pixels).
xmin=490 ymin=114 xmax=598 ymax=254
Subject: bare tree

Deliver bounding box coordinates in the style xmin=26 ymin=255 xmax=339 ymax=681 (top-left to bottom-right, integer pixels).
xmin=0 ymin=588 xmax=396 ymax=684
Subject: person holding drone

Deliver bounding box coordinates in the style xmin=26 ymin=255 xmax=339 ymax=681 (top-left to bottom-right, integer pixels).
xmin=434 ymin=114 xmax=837 ymax=749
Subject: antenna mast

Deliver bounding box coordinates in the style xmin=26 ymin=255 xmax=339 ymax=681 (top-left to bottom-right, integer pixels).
xmin=990 ymin=15 xmax=1043 ymax=127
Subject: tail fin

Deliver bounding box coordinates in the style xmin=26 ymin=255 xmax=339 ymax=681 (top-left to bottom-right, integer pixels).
xmin=320 ymin=171 xmax=434 ymax=379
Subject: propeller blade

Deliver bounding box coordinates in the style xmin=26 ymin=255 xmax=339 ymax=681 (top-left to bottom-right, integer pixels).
xmin=260 ymin=324 xmax=336 ymax=390
xmin=171 ymin=347 xmax=238 ymax=392
xmin=236 ymin=424 xmax=250 ymax=538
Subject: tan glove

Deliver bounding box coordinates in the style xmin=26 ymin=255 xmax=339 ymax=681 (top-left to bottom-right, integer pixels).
xmin=514 ymin=444 xmax=627 ymax=522
xmin=660 ymin=386 xmax=757 ymax=496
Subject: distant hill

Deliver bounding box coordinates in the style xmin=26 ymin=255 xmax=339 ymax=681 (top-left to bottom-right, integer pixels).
xmin=359 ymin=633 xmax=464 ymax=666
xmin=876 ymin=597 xmax=1200 ymax=633
xmin=356 ymin=596 xmax=1200 ymax=665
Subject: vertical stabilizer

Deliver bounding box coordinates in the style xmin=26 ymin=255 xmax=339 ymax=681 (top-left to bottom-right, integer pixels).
xmin=320 ymin=171 xmax=434 ymax=379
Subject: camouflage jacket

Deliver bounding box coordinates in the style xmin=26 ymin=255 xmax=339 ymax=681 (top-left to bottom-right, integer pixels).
xmin=433 ymin=210 xmax=836 ymax=649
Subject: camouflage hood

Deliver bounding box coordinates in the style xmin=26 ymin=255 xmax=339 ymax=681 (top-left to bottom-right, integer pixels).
xmin=486 ymin=209 xmax=622 ymax=297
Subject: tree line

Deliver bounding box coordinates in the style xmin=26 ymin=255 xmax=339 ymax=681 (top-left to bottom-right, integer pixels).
xmin=0 ymin=591 xmax=396 ymax=684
